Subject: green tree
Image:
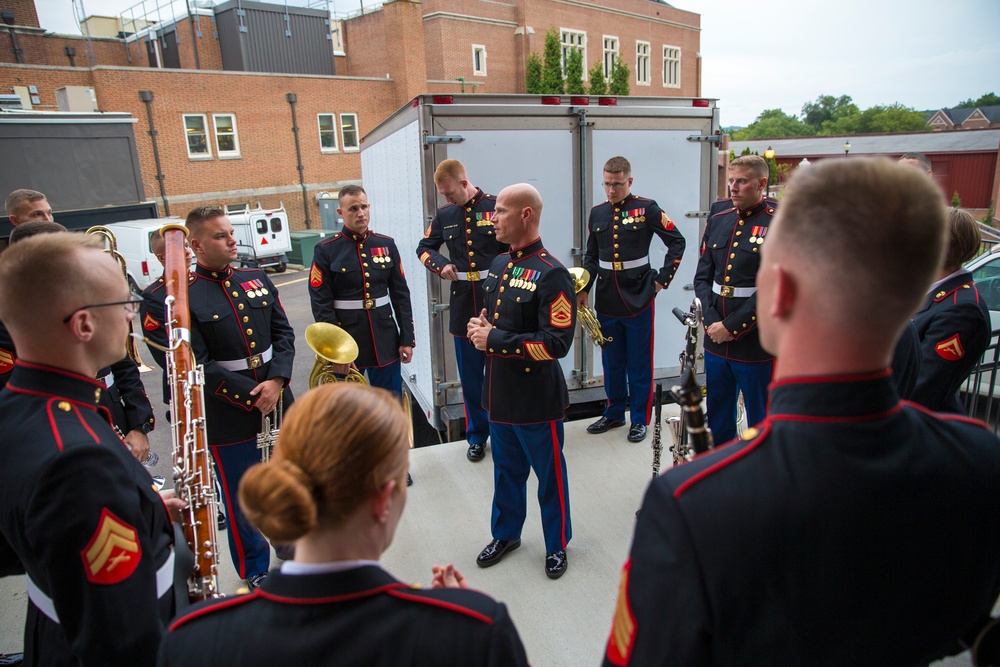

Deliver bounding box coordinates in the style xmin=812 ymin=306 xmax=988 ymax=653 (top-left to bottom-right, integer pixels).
xmin=732 ymin=109 xmax=813 ymax=140
xmin=952 ymin=192 xmax=962 ymax=208
xmin=609 ymin=56 xmax=630 ymax=96
xmin=801 ymin=94 xmax=858 ymax=130
xmin=819 ymin=103 xmax=926 ymax=135
xmin=564 ymin=49 xmax=585 ymax=95
xmin=525 ymin=52 xmax=543 ymax=94
xmin=955 ymin=92 xmax=1000 ymax=108
xmin=541 ymin=29 xmax=564 ymax=94
xmin=766 ymin=156 xmax=778 ymax=186
xmin=587 ymin=60 xmax=607 ymax=95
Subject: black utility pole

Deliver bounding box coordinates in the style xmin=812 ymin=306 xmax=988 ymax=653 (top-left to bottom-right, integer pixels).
xmin=139 ymin=91 xmax=170 ymax=216
xmin=286 ymin=93 xmax=312 ymax=229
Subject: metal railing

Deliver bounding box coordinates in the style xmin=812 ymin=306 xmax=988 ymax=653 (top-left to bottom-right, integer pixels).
xmin=960 ymin=327 xmax=1000 ymax=433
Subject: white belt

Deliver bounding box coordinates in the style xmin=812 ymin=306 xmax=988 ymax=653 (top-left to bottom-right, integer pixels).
xmin=599 ymin=256 xmax=649 ymax=271
xmin=455 ymin=270 xmax=489 ymax=282
xmin=101 ymin=372 xmax=114 ymax=389
xmin=333 ymin=295 xmax=390 ymax=310
xmin=27 ymin=549 xmax=175 ymax=624
xmin=713 ymin=282 xmax=756 ymax=298
xmin=215 ymin=345 xmax=273 ymax=371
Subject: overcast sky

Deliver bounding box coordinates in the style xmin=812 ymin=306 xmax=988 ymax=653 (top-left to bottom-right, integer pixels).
xmin=34 ymin=0 xmax=999 ymax=127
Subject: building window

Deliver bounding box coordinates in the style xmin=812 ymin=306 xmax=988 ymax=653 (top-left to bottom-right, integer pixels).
xmin=183 ymin=114 xmax=210 ymax=159
xmin=473 ymin=44 xmax=487 ymax=76
xmin=560 ymin=29 xmax=586 ymax=79
xmin=318 ymin=113 xmax=339 ymax=153
xmin=603 ymin=36 xmax=619 ymax=81
xmin=213 ymin=114 xmax=240 ymax=158
xmin=341 ymin=113 xmax=359 ymax=152
xmin=636 ymin=41 xmax=650 ymax=86
xmin=663 ymin=46 xmax=680 ymax=87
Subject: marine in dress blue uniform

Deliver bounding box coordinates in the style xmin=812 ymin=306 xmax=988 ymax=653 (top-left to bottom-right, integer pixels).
xmin=309 ymin=186 xmax=414 ymax=396
xmin=911 ymin=270 xmax=992 ymax=412
xmin=416 ymin=166 xmax=506 ymax=461
xmin=693 ymin=158 xmax=776 ymax=444
xmin=469 ymin=184 xmax=575 ymax=579
xmin=158 ymin=565 xmax=528 ymax=667
xmin=582 ymin=159 xmax=686 ymax=442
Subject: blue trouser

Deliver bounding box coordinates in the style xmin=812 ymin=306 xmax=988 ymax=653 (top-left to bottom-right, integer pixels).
xmin=704 ymin=350 xmax=773 ymax=445
xmin=489 ymin=420 xmax=571 ymax=553
xmin=210 ymin=438 xmax=270 ymax=579
xmin=454 ymin=336 xmax=489 ymax=445
xmin=363 ymin=359 xmax=402 ymax=397
xmin=598 ymin=305 xmax=655 ymax=425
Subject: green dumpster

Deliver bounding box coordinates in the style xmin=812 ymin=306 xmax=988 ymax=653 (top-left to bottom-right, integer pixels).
xmin=288 ymin=230 xmax=328 ymax=266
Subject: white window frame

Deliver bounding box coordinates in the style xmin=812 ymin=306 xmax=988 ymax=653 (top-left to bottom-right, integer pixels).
xmin=636 ymin=41 xmax=650 ymax=86
xmin=318 ymin=113 xmax=339 ymax=153
xmin=663 ymin=45 xmax=681 ymax=88
xmin=340 ymin=113 xmax=360 ymax=152
xmin=602 ymin=35 xmax=619 ymax=82
xmin=472 ymin=44 xmax=487 ymax=76
xmin=212 ymin=113 xmax=240 ymax=158
xmin=182 ymin=113 xmax=211 ymax=159
xmin=560 ymin=28 xmax=587 ymax=81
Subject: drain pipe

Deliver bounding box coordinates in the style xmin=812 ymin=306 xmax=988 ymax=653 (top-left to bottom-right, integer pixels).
xmin=286 ymin=92 xmax=312 ymax=229
xmin=1 ymin=12 xmax=24 ymax=64
xmin=138 ymin=90 xmax=170 ymax=216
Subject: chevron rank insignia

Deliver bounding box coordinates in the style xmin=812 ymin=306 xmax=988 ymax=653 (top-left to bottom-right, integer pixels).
xmin=81 ymin=509 xmax=141 ymax=585
xmin=935 ymin=334 xmax=965 ymax=361
xmin=142 ymin=313 xmax=160 ymax=332
xmin=0 ymin=347 xmax=13 ymax=375
xmin=661 ymin=211 xmax=675 ymax=231
xmin=605 ymin=559 xmax=637 ymax=666
xmin=424 ymin=224 xmax=432 ymax=238
xmin=310 ymin=263 xmax=323 ymax=288
xmin=550 ymin=293 xmax=573 ymax=329
xmin=419 ymin=251 xmax=431 ymax=265
xmin=524 ymin=341 xmax=554 ymax=361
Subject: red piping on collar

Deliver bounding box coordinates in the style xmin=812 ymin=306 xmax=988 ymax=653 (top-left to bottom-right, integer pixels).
xmin=674 ymin=422 xmax=771 ymax=498
xmin=386 ymin=588 xmax=494 ymax=625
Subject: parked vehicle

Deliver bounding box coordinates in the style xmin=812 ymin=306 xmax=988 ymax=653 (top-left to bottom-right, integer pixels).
xmin=360 ymin=94 xmax=721 ymax=433
xmin=224 ymin=203 xmax=292 ymax=272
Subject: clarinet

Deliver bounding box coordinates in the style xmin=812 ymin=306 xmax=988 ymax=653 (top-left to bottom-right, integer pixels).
xmin=651 ymin=383 xmax=663 ymax=478
xmin=669 ymin=298 xmax=714 ymax=461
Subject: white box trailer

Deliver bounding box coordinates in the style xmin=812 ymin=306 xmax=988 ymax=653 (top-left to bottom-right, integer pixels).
xmin=360 ymin=94 xmax=721 ymax=433
xmin=224 ymin=203 xmax=292 ymax=272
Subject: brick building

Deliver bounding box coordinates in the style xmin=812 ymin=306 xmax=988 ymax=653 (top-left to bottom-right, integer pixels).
xmin=0 ymin=0 xmax=701 ymax=231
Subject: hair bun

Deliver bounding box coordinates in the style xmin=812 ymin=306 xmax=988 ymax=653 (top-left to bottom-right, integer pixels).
xmin=238 ymin=459 xmax=318 ymax=543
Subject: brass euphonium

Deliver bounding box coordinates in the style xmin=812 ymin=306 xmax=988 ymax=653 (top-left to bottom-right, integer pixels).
xmin=87 ymin=225 xmax=143 ymax=364
xmin=305 ymin=322 xmax=368 ymax=387
xmin=567 ymin=267 xmax=612 ymax=347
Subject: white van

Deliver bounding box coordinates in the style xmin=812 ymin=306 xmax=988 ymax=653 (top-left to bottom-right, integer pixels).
xmin=100 ymin=218 xmax=184 ymax=291
xmin=224 ymin=203 xmax=292 ymax=273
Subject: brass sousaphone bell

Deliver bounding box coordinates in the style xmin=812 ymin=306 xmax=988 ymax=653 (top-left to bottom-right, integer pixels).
xmin=305 ymin=322 xmax=368 ymax=387
xmin=87 ymin=225 xmax=145 ymax=364
xmin=567 ymin=267 xmax=612 ymax=347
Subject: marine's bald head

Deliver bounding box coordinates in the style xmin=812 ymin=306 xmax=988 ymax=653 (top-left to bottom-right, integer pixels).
xmin=494 ymin=183 xmax=543 ymax=248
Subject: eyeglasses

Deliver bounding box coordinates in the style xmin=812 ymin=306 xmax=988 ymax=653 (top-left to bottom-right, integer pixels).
xmin=62 ymin=294 xmax=145 ymax=324
xmin=602 ymin=181 xmax=629 ymax=189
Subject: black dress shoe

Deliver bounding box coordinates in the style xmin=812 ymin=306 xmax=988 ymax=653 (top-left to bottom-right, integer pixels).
xmin=407 ymin=472 xmax=413 ymax=487
xmin=476 ymin=538 xmax=521 ymax=568
xmin=545 ymin=550 xmax=567 ymax=579
xmin=0 ymin=653 xmax=24 ymax=666
xmin=246 ymin=571 xmax=269 ymax=590
xmin=587 ymin=416 xmax=626 ymax=434
xmin=467 ymin=442 xmax=486 ymax=461
xmin=627 ymin=423 xmax=648 ymax=442
xmin=217 ymin=512 xmax=228 ymax=531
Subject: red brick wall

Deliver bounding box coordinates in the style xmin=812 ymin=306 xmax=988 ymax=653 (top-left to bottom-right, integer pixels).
xmin=4 ymin=0 xmax=40 ymax=28
xmin=0 ymin=30 xmax=130 ymax=67
xmin=0 ymin=64 xmax=95 ymax=109
xmin=341 ymin=9 xmax=388 ymax=79
xmin=90 ymin=67 xmax=397 ymax=230
xmin=381 ymin=0 xmax=428 ymax=106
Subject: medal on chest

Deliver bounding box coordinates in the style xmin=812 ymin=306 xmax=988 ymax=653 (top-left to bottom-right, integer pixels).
xmin=371 ymin=246 xmax=391 ymax=264
xmin=240 ymin=279 xmax=268 ymax=298
xmin=510 ymin=266 xmax=539 ymax=292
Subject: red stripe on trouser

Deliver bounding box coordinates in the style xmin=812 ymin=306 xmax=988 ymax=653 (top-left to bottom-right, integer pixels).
xmin=211 ymin=444 xmax=248 ymax=579
xmin=550 ymin=420 xmax=568 ymax=549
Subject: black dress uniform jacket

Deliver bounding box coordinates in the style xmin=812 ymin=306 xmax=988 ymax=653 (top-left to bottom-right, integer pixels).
xmin=481 ymin=238 xmax=576 ymax=424
xmin=693 ymin=198 xmax=776 ymax=362
xmin=416 ymin=188 xmax=507 ymax=336
xmin=583 ymin=193 xmax=686 ymax=318
xmin=177 ymin=264 xmax=295 ymax=444
xmin=604 ymin=371 xmax=1000 ymax=667
xmin=0 ymin=362 xmax=179 ymax=667
xmin=310 ymin=229 xmax=415 ymax=367
xmin=158 ymin=565 xmax=529 ymax=667
xmin=911 ymin=271 xmax=992 ymax=413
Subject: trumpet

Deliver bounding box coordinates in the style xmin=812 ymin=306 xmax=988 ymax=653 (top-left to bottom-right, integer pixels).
xmin=87 ymin=225 xmax=143 ymax=365
xmin=257 ymin=390 xmax=282 ymax=463
xmin=305 ymin=322 xmax=368 ymax=387
xmin=567 ymin=267 xmax=612 ymax=347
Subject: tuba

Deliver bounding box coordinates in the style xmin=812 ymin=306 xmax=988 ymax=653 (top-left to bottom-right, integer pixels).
xmin=305 ymin=322 xmax=368 ymax=387
xmin=160 ymin=223 xmax=222 ymax=602
xmin=87 ymin=225 xmax=143 ymax=364
xmin=568 ymin=268 xmax=612 ymax=347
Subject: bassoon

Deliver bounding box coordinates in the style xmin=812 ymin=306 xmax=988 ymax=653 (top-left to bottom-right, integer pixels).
xmin=161 ymin=223 xmax=222 ymax=601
